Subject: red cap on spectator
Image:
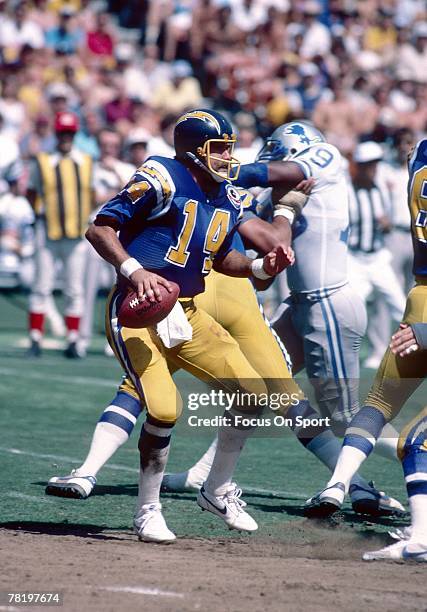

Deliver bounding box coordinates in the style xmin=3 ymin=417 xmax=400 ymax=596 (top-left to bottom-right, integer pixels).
xmin=55 ymin=112 xmax=79 ymax=133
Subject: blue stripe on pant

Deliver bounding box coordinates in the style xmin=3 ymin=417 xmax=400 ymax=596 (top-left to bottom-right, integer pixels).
xmin=318 ymin=291 xmax=353 ymax=423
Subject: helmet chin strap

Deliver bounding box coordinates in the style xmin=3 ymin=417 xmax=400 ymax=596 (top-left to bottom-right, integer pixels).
xmin=186 ymin=152 xmax=225 ymax=182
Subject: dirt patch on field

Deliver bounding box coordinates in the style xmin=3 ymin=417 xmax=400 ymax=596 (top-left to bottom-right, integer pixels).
xmin=0 ymin=521 xmax=425 ymax=612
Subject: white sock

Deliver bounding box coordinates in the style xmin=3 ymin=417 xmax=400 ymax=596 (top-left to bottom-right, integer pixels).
xmin=75 ymin=422 xmax=129 ymax=477
xmin=374 ymin=423 xmax=398 ymax=461
xmin=307 ymin=431 xmax=369 ymax=490
xmin=327 ymin=445 xmax=369 ymax=492
xmin=136 ymin=422 xmax=172 ymax=518
xmin=187 ymin=437 xmax=218 ymax=483
xmin=408 ymin=494 xmax=427 ymax=545
xmin=30 ymin=329 xmax=42 ymax=342
xmin=204 ymin=422 xmax=252 ymax=497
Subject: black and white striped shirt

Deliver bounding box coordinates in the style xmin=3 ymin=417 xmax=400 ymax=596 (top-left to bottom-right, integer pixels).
xmin=348 ymin=181 xmax=391 ymax=253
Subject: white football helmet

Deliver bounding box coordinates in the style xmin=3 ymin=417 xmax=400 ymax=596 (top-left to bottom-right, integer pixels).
xmin=257 ymin=121 xmax=325 ymax=162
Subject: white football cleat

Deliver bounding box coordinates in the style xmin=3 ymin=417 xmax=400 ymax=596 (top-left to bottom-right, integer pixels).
xmin=363 ymin=540 xmax=407 ymax=561
xmin=304 ymin=482 xmax=345 ymax=518
xmin=389 ymin=526 xmax=412 ymax=541
xmin=45 ymin=470 xmax=96 ymax=499
xmin=197 ymin=483 xmax=258 ymax=532
xmin=134 ymin=503 xmax=176 ymax=543
xmin=363 ymin=539 xmax=427 ymax=562
xmin=402 ymin=542 xmax=427 ymax=562
xmin=161 ymin=471 xmax=203 ymax=493
xmin=350 ymin=481 xmax=406 ymax=517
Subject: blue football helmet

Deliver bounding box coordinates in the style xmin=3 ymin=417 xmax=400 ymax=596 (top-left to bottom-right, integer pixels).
xmin=174 ymin=109 xmax=240 ymax=181
xmin=256 ymin=121 xmax=325 ymax=162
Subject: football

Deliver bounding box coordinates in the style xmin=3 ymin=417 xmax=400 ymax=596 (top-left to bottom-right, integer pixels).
xmin=117 ymin=280 xmax=180 ymax=328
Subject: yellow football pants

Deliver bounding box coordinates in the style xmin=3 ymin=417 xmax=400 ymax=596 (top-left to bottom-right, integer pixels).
xmin=109 ymin=272 xmax=304 ymax=423
xmin=366 ymin=278 xmax=427 ymax=421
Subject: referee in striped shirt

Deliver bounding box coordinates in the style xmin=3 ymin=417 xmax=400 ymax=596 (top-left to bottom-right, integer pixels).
xmin=347 ymin=141 xmax=406 ymax=366
xmin=27 ymin=112 xmax=95 ymax=358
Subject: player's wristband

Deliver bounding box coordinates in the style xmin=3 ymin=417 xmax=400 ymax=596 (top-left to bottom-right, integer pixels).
xmin=251 ymin=258 xmax=273 ymax=280
xmin=120 ymin=257 xmax=143 ymax=279
xmin=273 ymin=208 xmax=295 ymax=224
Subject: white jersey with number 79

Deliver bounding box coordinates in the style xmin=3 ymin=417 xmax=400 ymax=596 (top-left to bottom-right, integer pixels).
xmin=288 ymin=142 xmax=350 ymax=294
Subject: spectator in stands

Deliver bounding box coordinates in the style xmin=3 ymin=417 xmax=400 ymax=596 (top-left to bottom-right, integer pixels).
xmin=86 ymin=11 xmax=115 ymax=58
xmin=395 ymin=22 xmax=427 ymax=84
xmin=151 ymin=60 xmax=203 ymax=115
xmin=313 ymin=78 xmax=359 ymax=154
xmin=300 ymin=1 xmax=331 ymax=59
xmin=234 ymin=112 xmax=262 ymax=164
xmin=294 ymin=62 xmax=326 ymax=117
xmin=125 ymin=128 xmax=150 ymax=167
xmin=45 ymin=5 xmax=84 ymax=56
xmin=104 ymin=78 xmax=134 ymax=125
xmin=73 ymin=110 xmax=102 ymax=159
xmin=0 ymin=0 xmax=44 ymax=58
xmin=146 ymin=112 xmax=176 ymax=158
xmin=0 ymin=77 xmax=27 ymax=141
xmin=20 ymin=114 xmax=55 ymax=158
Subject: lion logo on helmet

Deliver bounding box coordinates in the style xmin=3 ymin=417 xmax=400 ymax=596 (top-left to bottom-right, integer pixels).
xmin=283 ymin=124 xmax=311 ymax=146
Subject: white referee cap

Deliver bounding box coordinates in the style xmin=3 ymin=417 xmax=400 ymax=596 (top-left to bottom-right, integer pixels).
xmin=353 ymin=141 xmax=383 ymax=163
xmin=126 ymin=128 xmax=151 ymax=147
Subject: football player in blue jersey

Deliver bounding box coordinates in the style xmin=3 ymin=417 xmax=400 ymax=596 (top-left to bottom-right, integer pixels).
xmin=81 ymin=109 xmax=314 ymax=542
xmin=305 ymin=138 xmax=427 ymax=561
xmin=46 ymin=118 xmax=403 ymax=531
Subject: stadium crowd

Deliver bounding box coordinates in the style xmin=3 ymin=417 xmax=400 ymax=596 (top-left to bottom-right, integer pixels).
xmin=0 ymin=0 xmax=426 ymax=357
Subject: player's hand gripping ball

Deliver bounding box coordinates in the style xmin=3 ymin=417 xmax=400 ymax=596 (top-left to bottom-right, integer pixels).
xmin=118 ymin=280 xmax=180 ymax=328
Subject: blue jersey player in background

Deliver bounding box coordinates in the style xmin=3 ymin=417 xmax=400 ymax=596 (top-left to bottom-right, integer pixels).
xmin=306 ymin=138 xmax=427 ymax=562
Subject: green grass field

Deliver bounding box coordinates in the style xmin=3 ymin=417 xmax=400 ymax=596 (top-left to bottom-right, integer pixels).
xmin=0 ymin=289 xmax=424 ymax=540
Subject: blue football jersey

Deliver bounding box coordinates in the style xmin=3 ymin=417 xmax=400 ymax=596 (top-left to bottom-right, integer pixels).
xmin=97 ymin=156 xmax=256 ymax=296
xmin=408 ymin=139 xmax=427 ymax=277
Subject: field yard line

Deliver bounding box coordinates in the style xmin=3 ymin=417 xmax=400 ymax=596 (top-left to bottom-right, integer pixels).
xmin=0 ymin=446 xmax=311 ymax=498
xmin=0 ymin=367 xmax=115 ymax=388
xmin=0 ymin=606 xmax=21 ymax=611
xmin=0 ymin=446 xmax=138 ymax=473
xmin=243 ymin=486 xmax=308 ymax=500
xmin=100 ymin=586 xmax=184 ymax=598
xmin=7 ymin=492 xmax=54 ymax=504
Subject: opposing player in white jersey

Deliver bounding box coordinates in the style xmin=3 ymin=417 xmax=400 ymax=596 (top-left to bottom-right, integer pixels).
xmin=162 ymin=122 xmax=402 ymax=503
xmin=267 ymin=124 xmax=367 ymax=431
